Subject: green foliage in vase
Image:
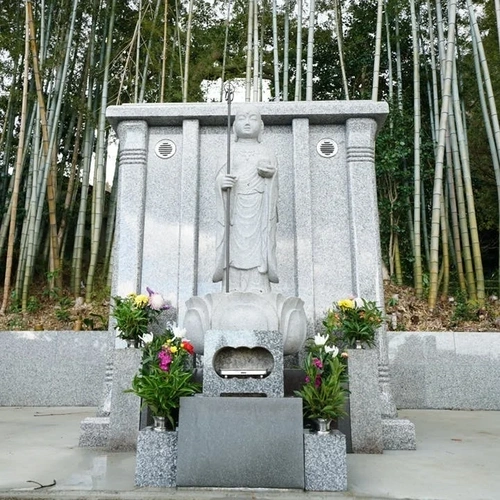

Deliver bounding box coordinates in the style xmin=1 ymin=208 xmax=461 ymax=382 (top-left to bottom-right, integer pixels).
xmin=111 ymin=288 xmax=169 ymax=346
xmin=126 ymin=328 xmax=200 ymax=430
xmin=295 ymin=334 xmax=348 ymax=421
xmin=323 ymin=298 xmax=384 ymax=349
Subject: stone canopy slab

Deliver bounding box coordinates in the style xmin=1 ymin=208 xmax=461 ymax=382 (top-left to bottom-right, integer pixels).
xmin=107 ymin=100 xmax=388 ymax=128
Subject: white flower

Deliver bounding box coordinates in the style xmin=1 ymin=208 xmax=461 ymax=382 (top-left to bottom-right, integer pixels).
xmin=141 ymin=332 xmax=154 ymax=344
xmin=148 ymin=293 xmax=166 ymax=310
xmin=172 ymin=326 xmax=187 ymax=339
xmin=324 ymin=344 xmax=339 ymax=357
xmin=354 ymin=297 xmax=364 ymax=308
xmin=314 ymin=333 xmax=328 ymax=346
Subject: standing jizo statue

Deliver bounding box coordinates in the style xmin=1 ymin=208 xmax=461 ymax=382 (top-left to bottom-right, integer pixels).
xmin=184 ymin=103 xmax=306 ymax=355
xmin=213 ymin=104 xmax=279 ymax=293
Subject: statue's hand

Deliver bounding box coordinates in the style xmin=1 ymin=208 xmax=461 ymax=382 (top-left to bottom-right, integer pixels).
xmin=257 ymin=160 xmax=276 ymax=178
xmin=221 ymin=174 xmax=237 ymax=190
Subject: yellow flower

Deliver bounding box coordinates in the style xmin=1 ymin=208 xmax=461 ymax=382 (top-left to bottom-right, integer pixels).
xmin=170 ymin=346 xmax=178 ymax=353
xmin=134 ymin=294 xmax=149 ymax=307
xmin=338 ymin=298 xmax=354 ymax=309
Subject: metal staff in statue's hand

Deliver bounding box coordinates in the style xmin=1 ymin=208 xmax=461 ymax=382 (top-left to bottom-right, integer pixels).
xmin=223 ymin=82 xmax=235 ymax=293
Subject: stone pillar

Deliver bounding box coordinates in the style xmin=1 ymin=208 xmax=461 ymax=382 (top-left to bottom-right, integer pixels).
xmin=106 ymin=121 xmax=149 ymax=450
xmin=345 ymin=118 xmax=397 ymax=418
xmin=348 ymin=348 xmax=383 ymax=454
xmin=107 ymin=348 xmax=143 ymax=450
xmin=112 ymin=120 xmax=149 ymax=303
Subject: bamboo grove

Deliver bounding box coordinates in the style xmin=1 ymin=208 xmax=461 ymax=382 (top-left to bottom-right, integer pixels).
xmin=0 ymin=0 xmax=499 ymax=315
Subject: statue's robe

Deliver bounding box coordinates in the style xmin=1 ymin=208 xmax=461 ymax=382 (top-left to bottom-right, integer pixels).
xmin=213 ymin=143 xmax=278 ymax=291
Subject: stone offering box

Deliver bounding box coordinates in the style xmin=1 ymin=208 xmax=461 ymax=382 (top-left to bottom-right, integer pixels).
xmin=203 ymin=329 xmax=284 ymax=397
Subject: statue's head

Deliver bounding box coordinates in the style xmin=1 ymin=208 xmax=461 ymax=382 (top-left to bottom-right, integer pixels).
xmin=233 ymin=104 xmax=264 ymax=142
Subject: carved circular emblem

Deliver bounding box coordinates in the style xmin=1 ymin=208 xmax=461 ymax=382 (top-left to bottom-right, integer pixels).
xmin=155 ymin=139 xmax=176 ymax=159
xmin=316 ymin=138 xmax=338 ymax=158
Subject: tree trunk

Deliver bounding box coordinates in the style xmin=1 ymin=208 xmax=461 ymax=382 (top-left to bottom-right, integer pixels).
xmin=294 ymin=0 xmax=303 ymax=101
xmin=428 ymin=0 xmax=457 ymax=311
xmin=305 ymin=0 xmax=315 ymax=101
xmin=371 ymin=0 xmax=384 ymax=101
xmin=0 ymin=5 xmax=30 ymax=315
xmin=410 ymin=0 xmax=423 ymax=297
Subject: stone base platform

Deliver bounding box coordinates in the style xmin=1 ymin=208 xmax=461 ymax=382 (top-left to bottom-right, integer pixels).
xmin=135 ymin=428 xmax=178 ymax=487
xmin=79 ymin=417 xmax=109 ymax=447
xmin=134 ymin=416 xmax=348 ymax=491
xmin=304 ymin=430 xmax=347 ymax=491
xmin=382 ymin=418 xmax=417 ymax=450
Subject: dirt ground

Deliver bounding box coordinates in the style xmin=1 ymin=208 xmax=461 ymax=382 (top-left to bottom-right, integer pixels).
xmin=1 ymin=281 xmax=499 ymax=332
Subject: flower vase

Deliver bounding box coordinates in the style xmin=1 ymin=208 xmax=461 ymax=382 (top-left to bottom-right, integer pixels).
xmin=126 ymin=339 xmax=141 ymax=348
xmin=314 ymin=418 xmax=332 ymax=435
xmin=152 ymin=416 xmax=167 ymax=432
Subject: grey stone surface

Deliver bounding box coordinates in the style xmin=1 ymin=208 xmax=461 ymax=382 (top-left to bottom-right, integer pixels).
xmin=382 ymin=418 xmax=416 ymax=450
xmin=454 ymin=333 xmax=500 ymax=409
xmin=176 ymin=396 xmax=304 ymax=489
xmin=135 ymin=428 xmax=178 ymax=487
xmin=107 ymin=101 xmax=389 ymax=128
xmin=345 ymin=118 xmax=395 ymax=419
xmin=176 ymin=119 xmax=200 ymax=323
xmin=203 ymin=329 xmax=284 ymax=397
xmin=79 ymin=417 xmax=109 ymax=447
xmin=184 ymin=292 xmax=307 ymax=355
xmin=304 ymin=430 xmax=347 ymax=491
xmin=111 ymin=120 xmax=149 ymax=326
xmin=348 ymin=348 xmax=383 ymax=454
xmin=96 ymin=357 xmax=114 ymax=417
xmin=292 ymin=118 xmax=315 ymax=324
xmin=388 ymin=331 xmax=500 ymax=410
xmin=0 ymin=331 xmax=113 ymax=406
xmin=107 ymin=101 xmax=388 ymax=333
xmin=108 ymin=102 xmax=395 ymax=423
xmin=107 ymin=348 xmax=143 ymax=451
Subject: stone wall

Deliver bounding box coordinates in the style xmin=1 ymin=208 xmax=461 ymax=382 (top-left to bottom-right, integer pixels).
xmin=0 ymin=331 xmax=113 ymax=406
xmin=2 ymin=331 xmax=499 ymax=410
xmin=388 ymin=331 xmax=500 ymax=410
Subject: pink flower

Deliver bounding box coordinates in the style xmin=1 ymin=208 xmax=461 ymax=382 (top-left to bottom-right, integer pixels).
xmin=305 ymin=376 xmax=311 ymax=383
xmin=158 ymin=350 xmax=172 ymax=371
xmin=146 ymin=287 xmax=171 ymax=310
xmin=149 ymin=293 xmax=166 ymax=310
xmin=315 ymin=375 xmax=322 ymax=388
xmin=313 ymin=358 xmax=323 ymax=369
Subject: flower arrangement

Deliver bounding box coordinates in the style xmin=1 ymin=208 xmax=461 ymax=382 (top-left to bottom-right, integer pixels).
xmin=323 ymin=297 xmax=384 ymax=349
xmin=294 ymin=333 xmax=348 ymax=422
xmin=126 ymin=326 xmax=200 ymax=430
xmin=111 ymin=287 xmax=169 ymax=347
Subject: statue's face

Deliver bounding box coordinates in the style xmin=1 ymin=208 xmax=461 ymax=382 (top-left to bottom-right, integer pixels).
xmin=234 ymin=108 xmax=262 ymax=139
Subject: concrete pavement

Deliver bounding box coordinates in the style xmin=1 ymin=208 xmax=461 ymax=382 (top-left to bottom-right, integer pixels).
xmin=0 ymin=407 xmax=499 ymax=500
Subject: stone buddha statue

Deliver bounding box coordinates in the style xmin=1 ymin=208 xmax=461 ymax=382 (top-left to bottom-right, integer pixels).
xmin=184 ymin=103 xmax=306 ymax=355
xmin=212 ymin=104 xmax=278 ymax=293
